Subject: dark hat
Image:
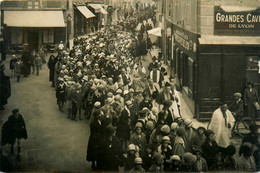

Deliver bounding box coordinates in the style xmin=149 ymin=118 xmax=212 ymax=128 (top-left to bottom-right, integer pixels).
xmin=226 ymin=145 xmax=236 ymax=156
xmin=197 ymin=127 xmax=206 ymax=132
xmin=158 ymin=110 xmax=166 ymax=119
xmin=163 ymin=100 xmax=172 ymax=107
xmin=165 ymin=82 xmax=171 ymax=87
xmin=247 ymin=81 xmax=254 ymax=86
xmin=12 ymin=108 xmax=19 ymax=114
xmin=176 ymin=127 xmax=186 ymax=137
xmin=205 ymin=129 xmax=214 ymax=138
xmin=193 ymin=146 xmax=203 ymax=154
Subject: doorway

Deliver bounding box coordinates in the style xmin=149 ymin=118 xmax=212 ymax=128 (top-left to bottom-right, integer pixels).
xmin=28 ymin=30 xmax=39 ymax=51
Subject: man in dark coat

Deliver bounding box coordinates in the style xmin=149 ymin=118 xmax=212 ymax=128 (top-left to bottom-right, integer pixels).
xmin=0 ymin=65 xmax=11 ymax=110
xmin=86 ymin=110 xmax=104 ymax=170
xmin=244 ymin=81 xmax=259 ymax=119
xmin=201 ymin=130 xmax=219 ymax=170
xmin=2 ymin=109 xmax=27 ymax=160
xmin=99 ymin=125 xmax=123 ymax=171
xmin=47 ymin=55 xmax=57 ymax=87
xmin=21 ymin=46 xmax=31 ymax=77
xmin=116 ymin=103 xmax=131 ymax=152
xmin=230 ymin=92 xmax=244 ymax=132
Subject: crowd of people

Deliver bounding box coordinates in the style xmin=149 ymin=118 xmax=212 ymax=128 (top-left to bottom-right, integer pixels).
xmin=2 ymin=5 xmax=258 ymax=172
xmin=43 ymin=9 xmax=260 ymax=172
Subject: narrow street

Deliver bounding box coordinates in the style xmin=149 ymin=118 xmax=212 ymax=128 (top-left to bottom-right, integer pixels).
xmin=1 ymin=55 xmax=91 ymax=172
xmin=1 ymin=53 xmax=202 ymax=171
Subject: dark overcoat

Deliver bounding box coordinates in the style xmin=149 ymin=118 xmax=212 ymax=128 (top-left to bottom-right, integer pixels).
xmin=47 ymin=55 xmax=57 ymax=82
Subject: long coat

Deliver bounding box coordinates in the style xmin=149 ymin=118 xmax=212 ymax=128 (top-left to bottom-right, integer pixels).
xmin=56 ymin=83 xmax=66 ymax=103
xmin=21 ymin=51 xmax=31 ymax=75
xmin=0 ymin=70 xmax=11 ymax=107
xmin=86 ymin=118 xmax=103 ymax=162
xmin=208 ymin=108 xmax=235 ymax=148
xmin=116 ymin=108 xmax=131 ymax=140
xmin=201 ymin=140 xmax=219 ymax=170
xmin=47 ymin=56 xmax=56 ymax=82
xmin=99 ymin=136 xmax=123 ymax=171
xmin=173 ymin=136 xmax=186 ymax=156
xmin=244 ymin=88 xmax=258 ymax=118
xmin=2 ymin=114 xmax=27 ymax=145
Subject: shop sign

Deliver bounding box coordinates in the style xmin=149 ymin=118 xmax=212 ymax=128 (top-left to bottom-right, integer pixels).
xmin=214 ymin=6 xmax=260 ymax=36
xmin=173 ymin=25 xmax=198 ymax=58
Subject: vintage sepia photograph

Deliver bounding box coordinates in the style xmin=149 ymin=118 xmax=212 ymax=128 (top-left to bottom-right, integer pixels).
xmin=0 ymin=0 xmax=259 ymax=172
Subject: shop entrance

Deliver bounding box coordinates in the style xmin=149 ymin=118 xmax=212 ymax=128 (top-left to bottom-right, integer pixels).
xmin=246 ymin=55 xmax=260 ymax=95
xmin=28 ymin=30 xmax=39 ymax=51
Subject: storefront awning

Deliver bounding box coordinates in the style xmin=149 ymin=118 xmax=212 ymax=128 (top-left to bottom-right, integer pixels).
xmin=77 ymin=6 xmax=96 ymax=19
xmin=199 ymin=35 xmax=260 ymax=45
xmin=147 ymin=27 xmax=162 ymax=37
xmin=4 ymin=11 xmax=66 ymax=27
xmin=88 ymin=4 xmax=108 ymax=15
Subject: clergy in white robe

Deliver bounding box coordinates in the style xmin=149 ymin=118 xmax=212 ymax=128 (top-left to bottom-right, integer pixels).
xmin=208 ymin=104 xmax=235 ymax=148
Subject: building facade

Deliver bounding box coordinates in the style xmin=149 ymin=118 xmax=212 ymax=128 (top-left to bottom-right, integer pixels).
xmin=163 ymin=0 xmax=260 ymax=120
xmin=2 ymin=0 xmax=110 ymax=52
xmin=2 ymin=0 xmax=68 ymax=52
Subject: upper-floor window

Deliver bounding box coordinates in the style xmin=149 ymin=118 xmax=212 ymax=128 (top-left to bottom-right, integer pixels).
xmin=169 ymin=4 xmax=172 ymax=17
xmin=28 ymin=1 xmax=40 ymax=9
xmin=2 ymin=1 xmax=27 ymax=9
xmin=42 ymin=1 xmax=62 ymax=8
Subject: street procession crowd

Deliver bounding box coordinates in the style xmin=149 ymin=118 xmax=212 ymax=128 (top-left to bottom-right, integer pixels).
xmin=1 ymin=5 xmax=259 ymax=173
xmin=46 ymin=9 xmax=259 ymax=173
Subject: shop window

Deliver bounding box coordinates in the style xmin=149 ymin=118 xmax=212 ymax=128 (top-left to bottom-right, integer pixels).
xmin=246 ymin=56 xmax=260 ymax=84
xmin=11 ymin=29 xmax=23 ymax=44
xmin=43 ymin=29 xmax=54 ymax=43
